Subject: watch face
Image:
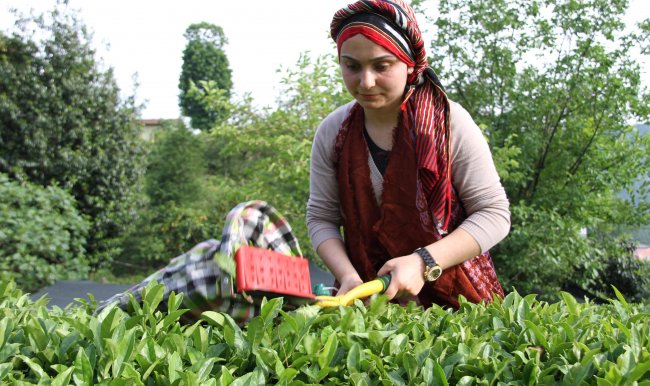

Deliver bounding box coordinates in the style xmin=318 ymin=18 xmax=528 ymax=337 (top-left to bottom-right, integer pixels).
xmin=426 ymin=266 xmax=442 ymax=281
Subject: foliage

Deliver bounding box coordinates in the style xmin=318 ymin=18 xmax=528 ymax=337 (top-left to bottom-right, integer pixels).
xmin=573 ymin=239 xmax=650 ymax=304
xmin=145 ymin=123 xmax=206 ymax=207
xmin=116 ymin=116 xmax=258 ymax=272
xmin=0 ymin=174 xmax=89 ymax=292
xmin=0 ymin=6 xmax=146 ymax=270
xmin=179 ymin=22 xmax=233 ymax=131
xmin=115 ymin=204 xmax=222 ymax=272
xmin=195 ymin=53 xmax=351 ymax=259
xmin=1 ymin=279 xmax=649 ymax=384
xmin=427 ymin=0 xmax=650 ymax=296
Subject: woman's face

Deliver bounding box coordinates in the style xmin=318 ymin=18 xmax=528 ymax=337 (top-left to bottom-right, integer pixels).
xmin=339 ymin=34 xmax=412 ymax=114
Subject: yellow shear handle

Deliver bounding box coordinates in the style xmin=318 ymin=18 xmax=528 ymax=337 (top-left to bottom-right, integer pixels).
xmin=315 ymin=275 xmax=391 ymax=307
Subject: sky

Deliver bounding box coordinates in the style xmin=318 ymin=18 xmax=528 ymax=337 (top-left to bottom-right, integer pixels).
xmin=1 ymin=0 xmax=648 ymax=119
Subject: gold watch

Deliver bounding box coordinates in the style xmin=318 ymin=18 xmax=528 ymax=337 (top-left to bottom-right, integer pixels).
xmin=414 ymin=247 xmax=442 ymax=282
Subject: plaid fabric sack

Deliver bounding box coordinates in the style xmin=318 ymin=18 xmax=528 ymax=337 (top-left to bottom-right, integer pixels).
xmin=95 ymin=200 xmax=304 ymax=323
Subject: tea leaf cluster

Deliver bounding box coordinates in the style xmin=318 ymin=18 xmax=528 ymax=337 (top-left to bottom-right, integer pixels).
xmin=1 ymin=280 xmax=648 ymax=385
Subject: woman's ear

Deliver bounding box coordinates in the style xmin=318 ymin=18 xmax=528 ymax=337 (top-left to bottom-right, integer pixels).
xmin=407 ymin=67 xmax=414 ymax=75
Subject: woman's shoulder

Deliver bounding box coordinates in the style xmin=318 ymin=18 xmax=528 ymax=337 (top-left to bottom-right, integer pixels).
xmin=317 ymin=100 xmax=356 ymax=133
xmin=448 ymin=100 xmax=474 ymax=125
xmin=313 ymin=101 xmax=356 ymax=147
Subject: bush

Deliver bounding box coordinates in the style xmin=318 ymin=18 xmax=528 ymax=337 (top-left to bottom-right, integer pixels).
xmin=116 ymin=204 xmax=222 ymax=272
xmin=1 ymin=278 xmax=649 ymax=384
xmin=575 ymin=240 xmax=650 ymax=304
xmin=0 ymin=174 xmax=89 ymax=292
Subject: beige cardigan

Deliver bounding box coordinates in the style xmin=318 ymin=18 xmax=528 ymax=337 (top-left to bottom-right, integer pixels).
xmin=307 ymin=100 xmax=511 ymax=253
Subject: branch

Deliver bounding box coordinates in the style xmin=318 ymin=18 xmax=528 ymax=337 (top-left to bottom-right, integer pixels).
xmin=523 ymin=38 xmax=594 ymax=200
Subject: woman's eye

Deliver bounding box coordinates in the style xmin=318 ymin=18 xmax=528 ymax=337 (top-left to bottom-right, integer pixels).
xmin=345 ymin=63 xmax=360 ymax=71
xmin=374 ymin=63 xmax=390 ymax=72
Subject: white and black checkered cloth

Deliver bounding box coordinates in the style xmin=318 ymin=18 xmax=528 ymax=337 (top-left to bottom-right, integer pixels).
xmin=95 ymin=200 xmax=304 ymax=323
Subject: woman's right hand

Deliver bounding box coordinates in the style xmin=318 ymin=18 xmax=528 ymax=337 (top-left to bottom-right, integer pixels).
xmin=336 ymin=273 xmax=363 ymax=296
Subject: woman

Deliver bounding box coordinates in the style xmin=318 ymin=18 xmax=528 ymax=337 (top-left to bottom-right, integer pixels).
xmin=307 ymin=0 xmax=511 ymax=307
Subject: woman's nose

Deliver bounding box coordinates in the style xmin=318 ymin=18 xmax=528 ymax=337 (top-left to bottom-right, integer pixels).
xmin=359 ymin=69 xmax=375 ymax=89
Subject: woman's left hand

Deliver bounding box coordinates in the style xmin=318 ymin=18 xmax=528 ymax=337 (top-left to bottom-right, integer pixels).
xmin=377 ymin=253 xmax=426 ymax=300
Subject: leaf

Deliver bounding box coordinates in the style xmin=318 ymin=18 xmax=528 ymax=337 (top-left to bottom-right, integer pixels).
xmin=0 ymin=363 xmax=12 ymax=381
xmin=245 ymin=317 xmax=265 ymax=352
xmin=202 ymin=311 xmax=226 ymax=327
xmin=51 ymin=366 xmax=74 ymax=386
xmin=113 ymin=328 xmax=136 ymax=378
xmin=347 ymin=342 xmax=361 ymax=373
xmin=403 ymin=353 xmax=418 ymax=382
xmin=260 ymin=297 xmax=283 ymax=325
xmin=73 ymin=347 xmax=93 ymax=385
xmin=433 ymin=360 xmax=450 ymax=386
xmin=560 ymin=292 xmax=579 ymax=316
xmin=143 ymin=281 xmax=165 ymax=313
xmin=524 ymin=320 xmax=549 ymax=349
xmin=0 ymin=317 xmax=12 ymax=351
xmin=627 ymin=358 xmax=650 ymax=382
xmin=17 ymin=355 xmax=47 ymax=380
xmin=58 ymin=331 xmax=80 ymax=361
xmin=168 ymin=351 xmax=182 ymax=384
xmin=278 ymin=367 xmax=298 ymax=384
xmin=318 ymin=333 xmax=339 ymax=369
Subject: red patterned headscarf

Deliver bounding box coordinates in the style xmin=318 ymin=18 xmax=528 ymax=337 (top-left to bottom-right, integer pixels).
xmin=331 ymin=0 xmax=453 ymax=233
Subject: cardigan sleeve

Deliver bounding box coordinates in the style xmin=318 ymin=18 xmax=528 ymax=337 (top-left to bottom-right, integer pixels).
xmin=306 ymin=102 xmax=355 ymax=251
xmin=449 ymin=101 xmax=511 ymax=252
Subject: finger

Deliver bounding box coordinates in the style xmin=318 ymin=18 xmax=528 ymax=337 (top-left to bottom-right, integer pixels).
xmin=376 ymin=262 xmax=394 ymax=277
xmin=383 ymin=282 xmax=398 ymax=300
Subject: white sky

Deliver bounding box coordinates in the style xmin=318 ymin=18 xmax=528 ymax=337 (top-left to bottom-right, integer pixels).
xmin=1 ymin=0 xmax=648 ymax=119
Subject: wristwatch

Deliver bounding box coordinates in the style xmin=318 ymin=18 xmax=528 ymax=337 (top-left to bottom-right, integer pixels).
xmin=414 ymin=247 xmax=442 ymax=282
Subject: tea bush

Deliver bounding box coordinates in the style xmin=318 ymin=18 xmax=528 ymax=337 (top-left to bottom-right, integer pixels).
xmin=1 ymin=279 xmax=648 ymax=385
xmin=0 ymin=174 xmax=89 ymax=292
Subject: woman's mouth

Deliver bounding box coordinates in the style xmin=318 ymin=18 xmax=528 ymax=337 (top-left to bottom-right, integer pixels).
xmin=359 ymin=93 xmax=379 ymax=100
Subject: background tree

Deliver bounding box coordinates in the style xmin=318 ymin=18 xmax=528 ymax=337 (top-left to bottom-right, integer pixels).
xmin=145 ymin=122 xmax=206 ymax=207
xmin=201 ymin=53 xmax=351 ymax=258
xmin=0 ymin=173 xmax=89 ymax=292
xmin=426 ymin=0 xmax=650 ymax=297
xmin=0 ymin=7 xmax=146 ymax=270
xmin=179 ymin=22 xmax=233 ymax=130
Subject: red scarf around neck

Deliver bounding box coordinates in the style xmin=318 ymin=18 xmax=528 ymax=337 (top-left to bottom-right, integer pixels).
xmin=334 ymin=103 xmax=504 ymax=308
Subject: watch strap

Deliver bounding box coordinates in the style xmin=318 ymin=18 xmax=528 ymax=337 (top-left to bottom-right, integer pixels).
xmin=414 ymin=247 xmax=437 ymax=268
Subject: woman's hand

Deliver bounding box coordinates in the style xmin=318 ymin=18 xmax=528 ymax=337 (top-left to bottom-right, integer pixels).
xmin=377 ymin=253 xmax=426 ymax=300
xmin=336 ymin=273 xmax=364 ymax=296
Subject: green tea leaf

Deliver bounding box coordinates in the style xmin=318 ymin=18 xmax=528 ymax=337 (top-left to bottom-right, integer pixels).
xmin=403 ymin=352 xmax=418 ymax=382
xmin=260 ymin=297 xmax=283 ymax=325
xmin=0 ymin=317 xmax=12 ymax=351
xmin=318 ymin=333 xmax=339 ymax=369
xmin=245 ymin=316 xmax=265 ymax=352
xmin=17 ymin=355 xmax=47 ymax=380
xmin=347 ymin=342 xmax=361 ymax=373
xmin=143 ymin=281 xmax=165 ymax=314
xmin=202 ymin=311 xmax=226 ymax=327
xmin=0 ymin=363 xmax=12 ymax=381
xmin=168 ymin=351 xmax=182 ymax=384
xmin=433 ymin=360 xmax=449 ymax=386
xmin=560 ymin=292 xmax=579 ymax=316
xmin=524 ymin=320 xmax=549 ymax=349
xmin=73 ymin=347 xmax=93 ymax=385
xmin=51 ymin=366 xmax=74 ymax=386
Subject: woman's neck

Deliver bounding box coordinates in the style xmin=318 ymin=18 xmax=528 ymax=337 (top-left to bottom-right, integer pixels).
xmin=363 ymin=106 xmax=400 ymax=133
xmin=363 ymin=106 xmax=401 ymax=150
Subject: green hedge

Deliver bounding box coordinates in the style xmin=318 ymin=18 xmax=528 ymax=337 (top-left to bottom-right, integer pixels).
xmin=0 ymin=174 xmax=89 ymax=292
xmin=1 ymin=280 xmax=648 ymax=385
